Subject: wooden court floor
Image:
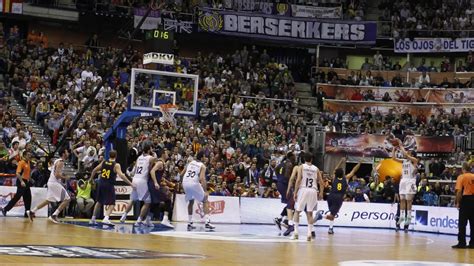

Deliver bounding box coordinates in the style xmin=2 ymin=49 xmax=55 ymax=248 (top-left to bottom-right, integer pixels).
xmin=0 ymin=217 xmax=473 ymax=265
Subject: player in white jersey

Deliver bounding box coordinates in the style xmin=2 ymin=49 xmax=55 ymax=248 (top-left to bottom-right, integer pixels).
xmin=182 ymin=152 xmax=215 ymax=230
xmin=392 ymin=142 xmax=418 ymax=232
xmin=292 ymin=152 xmax=324 ymax=241
xmin=120 ymin=144 xmax=157 ymax=226
xmin=27 ymin=149 xmax=71 ymax=224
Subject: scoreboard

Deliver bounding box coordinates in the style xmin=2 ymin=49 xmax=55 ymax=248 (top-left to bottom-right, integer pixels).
xmin=144 ymin=29 xmax=174 ymax=54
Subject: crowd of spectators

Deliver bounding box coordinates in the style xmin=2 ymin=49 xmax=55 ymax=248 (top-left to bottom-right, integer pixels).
xmin=316 ymin=53 xmax=474 ymax=88
xmin=0 ymin=20 xmax=466 ymax=219
xmin=324 ymin=167 xmax=458 ymax=207
xmin=0 ymin=24 xmax=309 ymax=217
xmin=378 ymin=0 xmax=474 ymax=38
xmin=314 ymin=84 xmax=474 ymax=136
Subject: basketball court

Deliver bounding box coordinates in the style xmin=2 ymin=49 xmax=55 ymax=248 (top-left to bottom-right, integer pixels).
xmin=0 ymin=217 xmax=472 ymax=265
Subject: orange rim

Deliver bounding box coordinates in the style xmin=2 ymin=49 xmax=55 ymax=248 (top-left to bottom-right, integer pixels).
xmin=159 ymin=104 xmax=178 ymax=112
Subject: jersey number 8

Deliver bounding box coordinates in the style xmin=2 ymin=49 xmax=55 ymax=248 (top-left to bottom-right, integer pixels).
xmin=337 ymin=183 xmax=342 ymax=191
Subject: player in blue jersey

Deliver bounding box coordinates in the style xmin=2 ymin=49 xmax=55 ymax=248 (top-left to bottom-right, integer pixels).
xmin=323 ymin=157 xmax=361 ymax=234
xmin=89 ymin=150 xmax=134 ymax=225
xmin=148 ymin=149 xmax=174 ymax=228
xmin=274 ymin=152 xmax=296 ymax=234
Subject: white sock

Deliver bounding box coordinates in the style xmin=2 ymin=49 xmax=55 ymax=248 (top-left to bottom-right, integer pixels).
xmin=145 ymin=215 xmax=152 ymax=223
xmin=294 ymin=222 xmax=299 ymax=235
xmin=162 ymin=213 xmax=169 ymax=221
xmin=308 ymin=223 xmax=313 ymax=236
xmin=91 ymin=216 xmax=96 ymax=221
xmin=52 ymin=209 xmax=60 ymax=216
xmin=400 ymin=210 xmax=406 ymax=220
xmin=120 ymin=213 xmax=127 ymax=221
xmin=31 ymin=207 xmax=38 ymax=213
xmin=137 ymin=217 xmax=142 ymax=223
xmin=104 ymin=216 xmax=110 ymax=221
xmin=288 ymin=220 xmax=294 ymax=226
xmin=329 ymin=220 xmax=334 ymax=229
xmin=188 ymin=215 xmax=193 ymax=223
xmin=205 ymin=214 xmax=210 ymax=223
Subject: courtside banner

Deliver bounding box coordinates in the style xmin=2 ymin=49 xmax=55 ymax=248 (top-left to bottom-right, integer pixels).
xmin=115 ymin=186 xmax=133 ymax=195
xmin=241 ymin=198 xmax=397 ymax=227
xmin=109 ymin=200 xmax=132 ymax=216
xmin=240 ymin=198 xmax=465 ymax=235
xmin=198 ymin=8 xmax=376 ymax=44
xmin=0 ymin=186 xmax=47 ymax=217
xmin=318 ymin=202 xmax=398 ymax=228
xmin=173 ymin=194 xmax=241 ymax=223
xmin=241 ymin=198 xmax=287 ymax=224
xmin=394 ymin=38 xmax=474 ymax=53
xmin=412 ymin=205 xmax=468 ymax=235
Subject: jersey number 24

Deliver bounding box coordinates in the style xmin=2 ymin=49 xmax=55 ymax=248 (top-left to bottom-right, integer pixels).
xmin=101 ymin=169 xmax=111 ymax=179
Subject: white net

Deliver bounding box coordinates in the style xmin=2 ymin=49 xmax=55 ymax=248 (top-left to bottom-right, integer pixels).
xmin=158 ymin=104 xmax=178 ymax=126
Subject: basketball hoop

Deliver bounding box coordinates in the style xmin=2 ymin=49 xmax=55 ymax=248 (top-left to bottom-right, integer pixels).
xmin=158 ymin=104 xmax=178 ymax=126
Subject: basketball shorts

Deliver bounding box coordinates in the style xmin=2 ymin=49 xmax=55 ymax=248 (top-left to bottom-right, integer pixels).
xmin=183 ymin=182 xmax=205 ymax=202
xmin=399 ymin=178 xmax=416 ymax=198
xmin=295 ymin=188 xmax=318 ymax=212
xmin=286 ymin=187 xmax=295 ymax=210
xmin=277 ymin=181 xmax=289 ymax=204
xmin=147 ymin=179 xmax=168 ymax=204
xmin=96 ymin=181 xmax=116 ymax=205
xmin=46 ymin=182 xmax=71 ymax=202
xmin=131 ymin=179 xmax=151 ymax=203
xmin=327 ymin=193 xmax=344 ymax=216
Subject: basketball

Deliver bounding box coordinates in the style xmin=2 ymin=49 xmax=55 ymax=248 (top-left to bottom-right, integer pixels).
xmin=376 ymin=158 xmax=403 ymax=184
xmin=390 ymin=138 xmax=401 ymax=147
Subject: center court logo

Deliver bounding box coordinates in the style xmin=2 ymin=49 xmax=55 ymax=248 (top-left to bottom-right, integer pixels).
xmin=415 ymin=210 xmax=428 ymax=226
xmin=196 ymin=200 xmax=225 ymax=218
xmin=0 ymin=245 xmax=205 ymax=259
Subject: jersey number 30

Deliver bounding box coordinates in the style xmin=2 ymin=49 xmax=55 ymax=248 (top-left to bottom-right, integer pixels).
xmin=186 ymin=171 xmax=196 ymax=178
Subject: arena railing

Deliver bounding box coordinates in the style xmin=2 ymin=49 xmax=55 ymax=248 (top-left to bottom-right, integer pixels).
xmin=395 ymin=29 xmax=474 ymax=38
xmin=316 ymin=67 xmax=474 ymax=84
xmin=26 ymin=0 xmax=78 ymax=10
xmin=376 ymin=20 xmax=393 ymax=39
